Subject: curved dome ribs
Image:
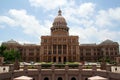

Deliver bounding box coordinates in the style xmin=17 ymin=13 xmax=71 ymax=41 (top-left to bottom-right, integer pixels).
xmin=51 ymin=9 xmax=69 ymax=36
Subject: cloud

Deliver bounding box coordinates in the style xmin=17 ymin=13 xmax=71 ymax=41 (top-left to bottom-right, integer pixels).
xmin=29 ymin=0 xmax=67 ymax=10
xmin=70 ymin=24 xmax=120 ymax=44
xmin=0 ymin=16 xmax=16 ymax=26
xmin=95 ymin=7 xmax=120 ymax=28
xmin=65 ymin=5 xmax=120 ymax=44
xmin=0 ymin=1 xmax=120 ymax=44
xmin=0 ymin=9 xmax=50 ymax=37
xmin=77 ymin=2 xmax=95 ymax=18
xmin=0 ymin=41 xmax=2 ymax=46
xmin=0 ymin=25 xmax=5 ymax=29
xmin=63 ymin=2 xmax=95 ymax=25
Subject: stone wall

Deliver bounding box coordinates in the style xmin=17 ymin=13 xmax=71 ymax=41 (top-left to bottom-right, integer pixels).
xmin=0 ymin=65 xmax=120 ymax=80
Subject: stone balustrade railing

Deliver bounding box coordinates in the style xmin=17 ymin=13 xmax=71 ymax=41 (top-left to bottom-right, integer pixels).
xmin=8 ymin=64 xmax=111 ymax=72
xmin=0 ymin=64 xmax=120 ymax=80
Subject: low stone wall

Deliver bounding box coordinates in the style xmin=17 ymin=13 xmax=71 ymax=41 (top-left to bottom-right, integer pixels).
xmin=0 ymin=65 xmax=120 ymax=80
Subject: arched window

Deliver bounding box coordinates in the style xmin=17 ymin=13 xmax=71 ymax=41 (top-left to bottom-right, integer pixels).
xmin=71 ymin=77 xmax=76 ymax=80
xmin=44 ymin=77 xmax=49 ymax=80
xmin=57 ymin=77 xmax=62 ymax=80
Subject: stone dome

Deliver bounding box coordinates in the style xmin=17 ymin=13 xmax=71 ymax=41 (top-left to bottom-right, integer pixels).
xmin=100 ymin=39 xmax=118 ymax=45
xmin=53 ymin=9 xmax=67 ymax=25
xmin=7 ymin=39 xmax=18 ymax=44
xmin=51 ymin=9 xmax=69 ymax=36
xmin=54 ymin=16 xmax=66 ymax=23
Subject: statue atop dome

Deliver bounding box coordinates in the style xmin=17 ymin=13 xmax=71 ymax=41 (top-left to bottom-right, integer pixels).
xmin=58 ymin=9 xmax=62 ymax=16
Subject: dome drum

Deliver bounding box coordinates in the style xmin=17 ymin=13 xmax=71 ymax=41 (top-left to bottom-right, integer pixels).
xmin=51 ymin=26 xmax=69 ymax=32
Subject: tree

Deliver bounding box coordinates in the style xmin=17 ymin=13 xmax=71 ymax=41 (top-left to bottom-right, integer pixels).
xmin=3 ymin=49 xmax=21 ymax=63
xmin=0 ymin=45 xmax=6 ymax=57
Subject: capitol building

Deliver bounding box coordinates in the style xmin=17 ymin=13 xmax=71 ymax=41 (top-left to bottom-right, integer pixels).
xmin=1 ymin=9 xmax=120 ymax=80
xmin=2 ymin=9 xmax=119 ymax=63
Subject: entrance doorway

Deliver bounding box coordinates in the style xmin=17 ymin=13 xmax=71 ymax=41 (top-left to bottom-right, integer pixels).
xmin=71 ymin=77 xmax=76 ymax=80
xmin=64 ymin=57 xmax=66 ymax=63
xmin=57 ymin=77 xmax=62 ymax=80
xmin=58 ymin=57 xmax=61 ymax=63
xmin=53 ymin=57 xmax=56 ymax=62
xmin=44 ymin=77 xmax=49 ymax=80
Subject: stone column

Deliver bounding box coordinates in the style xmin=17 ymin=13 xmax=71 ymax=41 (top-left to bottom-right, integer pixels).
xmin=66 ymin=45 xmax=68 ymax=62
xmin=52 ymin=64 xmax=55 ymax=80
xmin=76 ymin=45 xmax=79 ymax=62
xmin=106 ymin=65 xmax=111 ymax=72
xmin=56 ymin=57 xmax=58 ymax=63
xmin=92 ymin=65 xmax=97 ymax=71
xmin=92 ymin=65 xmax=97 ymax=76
xmin=78 ymin=64 xmax=82 ymax=80
xmin=106 ymin=65 xmax=111 ymax=79
xmin=23 ymin=65 xmax=28 ymax=76
xmin=79 ymin=64 xmax=83 ymax=71
xmin=62 ymin=57 xmax=63 ymax=64
xmin=38 ymin=65 xmax=41 ymax=80
xmin=65 ymin=64 xmax=68 ymax=80
xmin=0 ymin=57 xmax=4 ymax=65
xmin=40 ymin=46 xmax=44 ymax=62
xmin=52 ymin=45 xmax=53 ymax=62
xmin=47 ymin=45 xmax=48 ymax=62
xmin=26 ymin=49 xmax=29 ymax=61
xmin=9 ymin=64 xmax=14 ymax=80
xmin=71 ymin=46 xmax=73 ymax=61
xmin=62 ymin=45 xmax=63 ymax=54
xmin=91 ymin=49 xmax=94 ymax=61
xmin=9 ymin=64 xmax=14 ymax=72
xmin=57 ymin=45 xmax=58 ymax=55
xmin=56 ymin=45 xmax=58 ymax=63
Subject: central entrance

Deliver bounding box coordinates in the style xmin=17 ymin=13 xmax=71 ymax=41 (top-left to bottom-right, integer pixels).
xmin=58 ymin=57 xmax=61 ymax=63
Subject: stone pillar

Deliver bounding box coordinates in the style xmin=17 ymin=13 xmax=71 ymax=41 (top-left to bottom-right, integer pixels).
xmin=56 ymin=56 xmax=58 ymax=63
xmin=0 ymin=57 xmax=4 ymax=65
xmin=26 ymin=49 xmax=29 ymax=61
xmin=92 ymin=65 xmax=97 ymax=71
xmin=46 ymin=46 xmax=48 ymax=62
xmin=92 ymin=65 xmax=97 ymax=76
xmin=40 ymin=46 xmax=44 ymax=62
xmin=9 ymin=64 xmax=14 ymax=72
xmin=38 ymin=64 xmax=41 ymax=72
xmin=66 ymin=45 xmax=68 ymax=62
xmin=9 ymin=64 xmax=14 ymax=80
xmin=78 ymin=64 xmax=82 ymax=80
xmin=91 ymin=49 xmax=94 ymax=61
xmin=23 ymin=65 xmax=28 ymax=76
xmin=56 ymin=45 xmax=58 ymax=63
xmin=14 ymin=59 xmax=20 ymax=70
xmin=52 ymin=45 xmax=53 ymax=62
xmin=76 ymin=45 xmax=79 ymax=62
xmin=57 ymin=45 xmax=58 ymax=55
xmin=106 ymin=65 xmax=111 ymax=79
xmin=106 ymin=65 xmax=111 ymax=72
xmin=62 ymin=45 xmax=64 ymax=64
xmin=62 ymin=45 xmax=63 ymax=54
xmin=79 ymin=64 xmax=83 ymax=71
xmin=65 ymin=64 xmax=68 ymax=80
xmin=38 ymin=65 xmax=41 ymax=80
xmin=71 ymin=46 xmax=73 ymax=61
xmin=52 ymin=64 xmax=55 ymax=80
xmin=62 ymin=57 xmax=63 ymax=64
